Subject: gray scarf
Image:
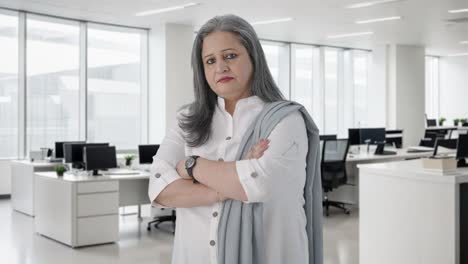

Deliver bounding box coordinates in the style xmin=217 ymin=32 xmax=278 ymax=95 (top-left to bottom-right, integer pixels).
xmin=217 ymin=100 xmax=323 ymax=264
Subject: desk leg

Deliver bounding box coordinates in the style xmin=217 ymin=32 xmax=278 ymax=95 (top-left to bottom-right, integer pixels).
xmin=138 ymin=205 xmax=141 ymax=220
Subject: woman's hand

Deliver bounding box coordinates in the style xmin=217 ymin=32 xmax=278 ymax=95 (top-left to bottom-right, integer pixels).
xmin=243 ymin=138 xmax=270 ymax=160
xmin=176 ymin=159 xmax=191 ymax=180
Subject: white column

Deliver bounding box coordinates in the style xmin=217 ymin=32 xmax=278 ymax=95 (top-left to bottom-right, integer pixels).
xmin=148 ymin=24 xmax=194 ymax=143
xmin=387 ymin=44 xmax=426 ymax=147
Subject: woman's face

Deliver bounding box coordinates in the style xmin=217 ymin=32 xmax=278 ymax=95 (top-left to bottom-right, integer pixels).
xmin=202 ymin=31 xmax=253 ymax=101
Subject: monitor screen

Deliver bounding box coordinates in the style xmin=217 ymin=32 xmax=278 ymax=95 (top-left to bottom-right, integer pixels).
xmin=55 ymin=141 xmax=85 ymax=158
xmin=64 ymin=143 xmax=109 ymax=164
xmin=139 ymin=144 xmax=160 ymax=164
xmin=348 ymin=129 xmax=361 ymax=145
xmin=457 ymin=134 xmax=468 ymax=160
xmin=84 ymin=146 xmax=117 ymax=174
xmin=360 ymin=128 xmax=386 ymax=144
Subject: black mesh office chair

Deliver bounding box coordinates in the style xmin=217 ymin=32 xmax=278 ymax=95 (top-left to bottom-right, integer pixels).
xmin=321 ymin=139 xmax=351 ymax=216
xmin=419 ymin=131 xmax=445 ymax=147
xmin=320 ymin=134 xmax=337 ymax=141
xmin=433 ymin=138 xmax=458 ymax=156
xmin=147 ymin=209 xmax=176 ymax=233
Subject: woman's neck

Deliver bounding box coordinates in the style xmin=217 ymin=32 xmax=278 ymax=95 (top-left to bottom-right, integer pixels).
xmin=224 ymin=92 xmax=252 ymax=116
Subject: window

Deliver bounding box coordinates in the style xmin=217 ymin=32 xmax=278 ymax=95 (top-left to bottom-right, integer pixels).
xmin=324 ymin=48 xmax=339 ymax=135
xmin=26 ymin=15 xmax=80 ymax=152
xmin=0 ymin=11 xmax=18 ymax=158
xmin=87 ymin=24 xmax=146 ymax=149
xmin=261 ymin=41 xmax=290 ymax=99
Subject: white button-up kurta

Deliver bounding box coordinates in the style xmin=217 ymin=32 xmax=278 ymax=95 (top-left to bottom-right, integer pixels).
xmin=148 ymin=95 xmax=309 ymax=264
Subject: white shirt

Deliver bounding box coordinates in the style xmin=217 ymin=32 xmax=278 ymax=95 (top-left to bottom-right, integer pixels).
xmin=148 ymin=96 xmax=309 ymax=264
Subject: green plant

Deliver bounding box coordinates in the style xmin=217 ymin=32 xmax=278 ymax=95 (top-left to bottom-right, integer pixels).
xmin=438 ymin=117 xmax=446 ymax=126
xmin=54 ymin=165 xmax=66 ymax=176
xmin=124 ymin=154 xmax=136 ymax=166
xmin=461 ymin=118 xmax=468 ymax=124
xmin=454 ymin=118 xmax=461 ymax=126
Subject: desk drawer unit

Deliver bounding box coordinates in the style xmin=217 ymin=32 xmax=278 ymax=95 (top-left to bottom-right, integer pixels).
xmin=76 ymin=215 xmax=118 ymax=246
xmin=77 ymin=192 xmax=119 ymax=217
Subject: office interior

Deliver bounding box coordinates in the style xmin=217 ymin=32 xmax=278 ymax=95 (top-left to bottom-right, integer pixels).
xmin=1 ymin=0 xmax=468 ymax=263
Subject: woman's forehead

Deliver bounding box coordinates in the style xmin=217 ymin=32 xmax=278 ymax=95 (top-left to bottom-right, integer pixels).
xmin=202 ymin=31 xmax=244 ymax=55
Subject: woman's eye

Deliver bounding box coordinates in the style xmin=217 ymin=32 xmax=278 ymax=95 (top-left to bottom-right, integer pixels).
xmin=206 ymin=58 xmax=215 ymax=65
xmin=225 ymin=53 xmax=237 ymax=59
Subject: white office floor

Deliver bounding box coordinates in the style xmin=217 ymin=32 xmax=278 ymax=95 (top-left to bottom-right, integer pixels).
xmin=0 ymin=199 xmax=358 ymax=264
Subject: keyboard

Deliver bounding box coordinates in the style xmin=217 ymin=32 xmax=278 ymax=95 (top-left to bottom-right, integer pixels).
xmin=102 ymin=169 xmax=140 ymax=175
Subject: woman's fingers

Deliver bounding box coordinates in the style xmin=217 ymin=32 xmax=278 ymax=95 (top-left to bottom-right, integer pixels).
xmin=245 ymin=138 xmax=270 ymax=159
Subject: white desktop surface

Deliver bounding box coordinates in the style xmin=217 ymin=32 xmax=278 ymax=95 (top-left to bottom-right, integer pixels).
xmin=358 ymin=159 xmax=468 ymax=264
xmin=36 ymin=170 xmax=150 ymax=182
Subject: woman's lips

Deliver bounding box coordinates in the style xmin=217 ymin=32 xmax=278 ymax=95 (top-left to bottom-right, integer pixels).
xmin=218 ymin=77 xmax=234 ymax=83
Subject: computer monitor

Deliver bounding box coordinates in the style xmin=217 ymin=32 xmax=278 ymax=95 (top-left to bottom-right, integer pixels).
xmin=84 ymin=146 xmax=117 ymax=175
xmin=360 ymin=128 xmax=386 ymax=144
xmin=64 ymin=143 xmax=109 ymax=168
xmin=427 ymin=119 xmax=437 ymax=127
xmin=457 ymin=134 xmax=468 ymax=167
xmin=138 ymin=144 xmax=160 ymax=164
xmin=319 ymin=135 xmax=337 ymax=141
xmin=348 ymin=129 xmax=361 ymax=145
xmin=348 ymin=128 xmax=386 ymax=145
xmin=433 ymin=138 xmax=458 ymax=156
xmin=55 ymin=141 xmax=85 ymax=158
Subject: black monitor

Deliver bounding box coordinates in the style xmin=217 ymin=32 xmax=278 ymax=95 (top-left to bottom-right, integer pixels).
xmin=138 ymin=144 xmax=160 ymax=164
xmin=84 ymin=146 xmax=117 ymax=175
xmin=348 ymin=128 xmax=386 ymax=145
xmin=64 ymin=143 xmax=109 ymax=168
xmin=348 ymin=129 xmax=361 ymax=145
xmin=457 ymin=134 xmax=468 ymax=167
xmin=360 ymin=128 xmax=386 ymax=144
xmin=319 ymin=135 xmax=337 ymax=141
xmin=427 ymin=119 xmax=437 ymax=127
xmin=433 ymin=138 xmax=458 ymax=156
xmin=55 ymin=141 xmax=85 ymax=158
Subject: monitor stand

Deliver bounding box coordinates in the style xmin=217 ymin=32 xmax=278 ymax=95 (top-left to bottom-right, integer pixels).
xmin=458 ymin=159 xmax=468 ymax=168
xmin=92 ymin=170 xmax=101 ymax=176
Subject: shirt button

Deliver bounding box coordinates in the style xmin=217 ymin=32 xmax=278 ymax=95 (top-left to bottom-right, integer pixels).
xmin=155 ymin=173 xmax=161 ymax=178
xmin=212 ymin=211 xmax=218 ymax=217
xmin=250 ymin=172 xmax=258 ymax=178
xmin=218 ymin=158 xmax=224 ymax=162
xmin=210 ymin=240 xmax=216 ymax=246
xmin=225 ymin=136 xmax=232 ymax=140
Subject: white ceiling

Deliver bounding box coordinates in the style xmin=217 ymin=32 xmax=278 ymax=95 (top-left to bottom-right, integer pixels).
xmin=1 ymin=0 xmax=468 ymax=56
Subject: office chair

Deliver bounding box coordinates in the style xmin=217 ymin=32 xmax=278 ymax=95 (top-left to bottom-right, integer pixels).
xmin=147 ymin=209 xmax=176 ymax=233
xmin=433 ymin=138 xmax=458 ymax=156
xmin=321 ymin=139 xmax=351 ymax=216
xmin=419 ymin=131 xmax=445 ymax=148
xmin=319 ymin=134 xmax=337 ymax=141
xmin=426 ymin=119 xmax=437 ymax=127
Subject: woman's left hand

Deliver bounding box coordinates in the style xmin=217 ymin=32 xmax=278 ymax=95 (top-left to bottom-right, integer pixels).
xmin=176 ymin=159 xmax=191 ymax=180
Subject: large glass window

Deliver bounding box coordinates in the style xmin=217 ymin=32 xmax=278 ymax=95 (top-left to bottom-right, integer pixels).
xmin=0 ymin=12 xmax=18 ymax=158
xmin=87 ymin=24 xmax=145 ymax=149
xmin=261 ymin=41 xmax=290 ymax=99
xmin=26 ymin=15 xmax=80 ymax=152
xmin=425 ymin=56 xmax=439 ymax=119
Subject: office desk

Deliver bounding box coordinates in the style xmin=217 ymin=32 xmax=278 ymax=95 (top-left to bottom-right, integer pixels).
xmin=10 ymin=160 xmax=57 ymax=216
xmin=358 ymin=159 xmax=468 ymax=264
xmin=34 ymin=171 xmax=150 ymax=248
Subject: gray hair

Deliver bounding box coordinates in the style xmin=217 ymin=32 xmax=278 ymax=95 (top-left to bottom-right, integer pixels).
xmin=180 ymin=14 xmax=285 ymax=147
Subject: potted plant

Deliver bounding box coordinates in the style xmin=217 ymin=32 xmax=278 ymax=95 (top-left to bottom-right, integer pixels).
xmin=438 ymin=117 xmax=446 ymax=126
xmin=55 ymin=165 xmax=66 ymax=177
xmin=461 ymin=118 xmax=468 ymax=126
xmin=454 ymin=118 xmax=460 ymax=126
xmin=124 ymin=154 xmax=136 ymax=167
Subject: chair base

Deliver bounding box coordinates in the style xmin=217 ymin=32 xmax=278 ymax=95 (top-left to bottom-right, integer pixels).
xmin=323 ymin=199 xmax=350 ymax=216
xmin=147 ymin=210 xmax=176 ymax=233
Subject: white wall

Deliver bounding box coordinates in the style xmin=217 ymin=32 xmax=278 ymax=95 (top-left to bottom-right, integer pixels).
xmin=0 ymin=160 xmax=12 ymax=195
xmin=368 ymin=44 xmax=388 ymax=128
xmin=439 ymin=57 xmax=468 ymax=122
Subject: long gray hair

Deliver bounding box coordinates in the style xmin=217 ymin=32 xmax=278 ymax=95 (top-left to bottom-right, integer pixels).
xmin=180 ymin=14 xmax=285 ymax=147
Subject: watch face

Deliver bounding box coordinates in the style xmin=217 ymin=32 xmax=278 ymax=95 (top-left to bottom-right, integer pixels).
xmin=185 ymin=157 xmax=195 ymax=168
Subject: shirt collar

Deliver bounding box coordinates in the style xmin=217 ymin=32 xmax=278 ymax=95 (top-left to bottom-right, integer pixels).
xmin=217 ymin=95 xmax=264 ymax=114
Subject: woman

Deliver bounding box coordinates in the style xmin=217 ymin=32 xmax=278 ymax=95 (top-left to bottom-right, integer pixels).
xmin=148 ymin=14 xmax=323 ymax=264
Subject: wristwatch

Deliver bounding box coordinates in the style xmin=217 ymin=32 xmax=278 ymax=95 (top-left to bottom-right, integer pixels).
xmin=185 ymin=155 xmax=200 ymax=183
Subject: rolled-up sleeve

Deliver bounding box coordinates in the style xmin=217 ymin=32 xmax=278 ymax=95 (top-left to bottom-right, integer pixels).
xmin=236 ymin=111 xmax=308 ymax=203
xmin=148 ymin=113 xmax=186 ymax=207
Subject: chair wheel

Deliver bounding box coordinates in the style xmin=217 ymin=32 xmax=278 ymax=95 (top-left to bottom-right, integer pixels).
xmin=147 ymin=226 xmax=151 ymax=231
xmin=345 ymin=210 xmax=350 ymax=215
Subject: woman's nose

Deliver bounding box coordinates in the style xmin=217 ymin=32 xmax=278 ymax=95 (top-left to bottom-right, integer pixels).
xmin=215 ymin=60 xmax=229 ymax=73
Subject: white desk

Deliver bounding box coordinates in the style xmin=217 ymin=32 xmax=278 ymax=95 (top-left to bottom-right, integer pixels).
xmin=328 ymin=147 xmax=441 ymax=205
xmin=34 ymin=171 xmax=150 ymax=248
xmin=10 ymin=160 xmax=57 ymax=216
xmin=358 ymin=159 xmax=468 ymax=264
